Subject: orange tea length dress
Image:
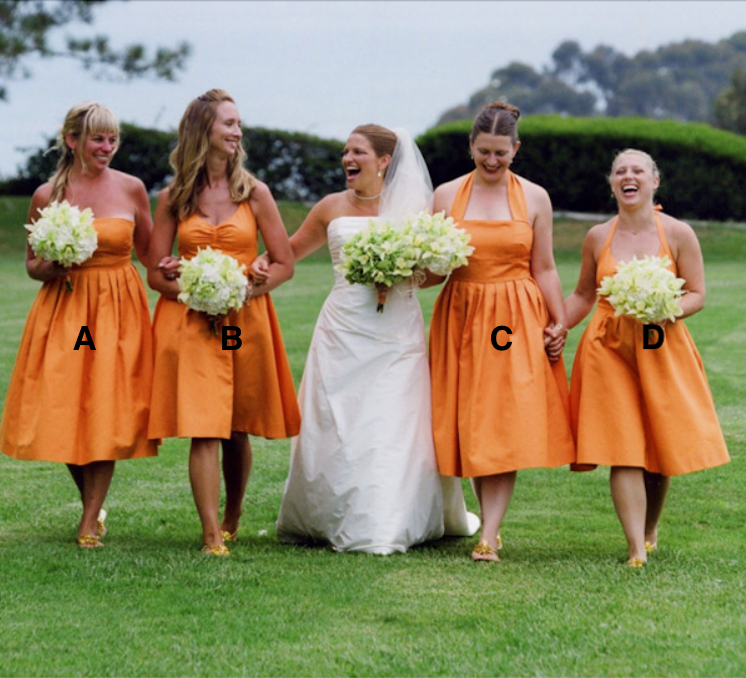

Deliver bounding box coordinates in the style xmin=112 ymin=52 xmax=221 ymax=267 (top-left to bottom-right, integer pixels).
xmin=148 ymin=202 xmax=300 ymax=441
xmin=0 ymin=218 xmax=157 ymax=464
xmin=570 ymin=215 xmax=729 ymax=475
xmin=430 ymin=171 xmax=575 ymax=477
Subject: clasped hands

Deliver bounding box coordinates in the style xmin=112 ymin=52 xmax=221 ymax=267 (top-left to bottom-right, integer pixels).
xmin=543 ymin=322 xmax=567 ymax=363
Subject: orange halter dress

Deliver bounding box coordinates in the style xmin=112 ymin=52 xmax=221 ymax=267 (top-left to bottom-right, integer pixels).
xmin=570 ymin=215 xmax=729 ymax=475
xmin=148 ymin=202 xmax=300 ymax=441
xmin=430 ymin=172 xmax=575 ymax=477
xmin=1 ymin=218 xmax=157 ymax=464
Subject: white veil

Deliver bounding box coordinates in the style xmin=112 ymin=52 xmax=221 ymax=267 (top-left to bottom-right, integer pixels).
xmin=378 ymin=127 xmax=433 ymax=226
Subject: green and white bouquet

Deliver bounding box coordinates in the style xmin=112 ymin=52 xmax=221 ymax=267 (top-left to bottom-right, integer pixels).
xmin=337 ymin=219 xmax=421 ymax=312
xmin=337 ymin=212 xmax=474 ymax=313
xmin=177 ymin=246 xmax=250 ymax=333
xmin=597 ymin=255 xmax=686 ymax=323
xmin=406 ymin=210 xmax=474 ymax=277
xmin=25 ymin=200 xmax=97 ymax=290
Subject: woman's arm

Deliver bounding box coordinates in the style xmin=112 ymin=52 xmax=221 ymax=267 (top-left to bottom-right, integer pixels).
xmin=249 ymin=181 xmax=295 ymax=296
xmin=129 ymin=175 xmax=154 ymax=268
xmin=670 ymin=220 xmax=705 ymax=320
xmin=146 ymin=188 xmax=180 ymax=299
xmin=564 ymin=227 xmax=602 ymax=330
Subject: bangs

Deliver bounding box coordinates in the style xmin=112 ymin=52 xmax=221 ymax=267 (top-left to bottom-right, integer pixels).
xmin=84 ymin=104 xmax=119 ymax=138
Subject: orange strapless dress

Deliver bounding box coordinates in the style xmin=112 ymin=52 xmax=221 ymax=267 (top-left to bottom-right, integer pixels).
xmin=430 ymin=172 xmax=575 ymax=477
xmin=0 ymin=218 xmax=157 ymax=464
xmin=570 ymin=215 xmax=729 ymax=475
xmin=148 ymin=202 xmax=300 ymax=440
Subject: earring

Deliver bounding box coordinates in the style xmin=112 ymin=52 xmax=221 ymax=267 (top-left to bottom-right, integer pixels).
xmin=377 ymin=171 xmax=382 ymax=178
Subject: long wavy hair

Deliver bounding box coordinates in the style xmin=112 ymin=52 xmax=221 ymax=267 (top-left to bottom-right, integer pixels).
xmin=48 ymin=102 xmax=120 ymax=202
xmin=168 ymin=89 xmax=255 ymax=222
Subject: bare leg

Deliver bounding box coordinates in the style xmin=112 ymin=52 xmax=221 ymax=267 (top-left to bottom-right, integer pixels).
xmin=472 ymin=472 xmax=516 ymax=560
xmin=67 ymin=464 xmax=85 ymax=500
xmin=189 ymin=438 xmax=223 ymax=549
xmin=77 ymin=461 xmax=115 ymax=540
xmin=220 ymin=432 xmax=252 ymax=536
xmin=643 ymin=471 xmax=670 ymax=547
xmin=609 ymin=466 xmax=647 ymax=562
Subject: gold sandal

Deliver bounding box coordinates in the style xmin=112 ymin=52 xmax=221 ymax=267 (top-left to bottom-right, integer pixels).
xmin=96 ymin=509 xmax=107 ymax=538
xmin=645 ymin=541 xmax=657 ymax=554
xmin=471 ymin=540 xmax=499 ymax=562
xmin=220 ymin=529 xmax=238 ymax=543
xmin=627 ymin=557 xmax=645 ymax=568
xmin=77 ymin=534 xmax=103 ymax=549
xmin=201 ymin=544 xmax=230 ymax=556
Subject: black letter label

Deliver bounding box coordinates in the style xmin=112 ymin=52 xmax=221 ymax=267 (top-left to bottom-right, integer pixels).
xmin=643 ymin=324 xmax=664 ymax=349
xmin=491 ymin=325 xmax=513 ymax=351
xmin=74 ymin=326 xmax=96 ymax=350
xmin=222 ymin=326 xmax=242 ymax=350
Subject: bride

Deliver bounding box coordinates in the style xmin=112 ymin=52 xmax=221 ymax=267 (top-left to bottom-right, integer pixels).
xmin=254 ymin=124 xmax=479 ymax=553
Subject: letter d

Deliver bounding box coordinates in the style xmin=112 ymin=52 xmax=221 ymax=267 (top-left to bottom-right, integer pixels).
xmin=643 ymin=324 xmax=664 ymax=349
xmin=222 ymin=326 xmax=242 ymax=350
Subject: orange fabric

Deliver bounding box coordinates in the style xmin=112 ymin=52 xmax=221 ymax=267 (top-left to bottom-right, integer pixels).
xmin=430 ymin=172 xmax=575 ymax=477
xmin=570 ymin=215 xmax=730 ymax=475
xmin=0 ymin=218 xmax=157 ymax=464
xmin=148 ymin=202 xmax=300 ymax=440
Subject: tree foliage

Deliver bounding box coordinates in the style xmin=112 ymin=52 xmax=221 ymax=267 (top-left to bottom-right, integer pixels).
xmin=437 ymin=32 xmax=746 ymax=128
xmin=0 ymin=0 xmax=190 ymax=100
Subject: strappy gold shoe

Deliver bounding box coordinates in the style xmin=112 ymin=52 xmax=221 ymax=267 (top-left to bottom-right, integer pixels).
xmin=201 ymin=544 xmax=230 ymax=556
xmin=645 ymin=541 xmax=657 ymax=554
xmin=471 ymin=540 xmax=499 ymax=562
xmin=220 ymin=529 xmax=238 ymax=543
xmin=96 ymin=509 xmax=107 ymax=538
xmin=77 ymin=534 xmax=103 ymax=549
xmin=627 ymin=557 xmax=645 ymax=568
xmin=496 ymin=534 xmax=503 ymax=551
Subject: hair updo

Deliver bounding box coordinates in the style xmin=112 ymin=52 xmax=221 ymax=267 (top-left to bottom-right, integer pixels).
xmin=470 ymin=101 xmax=521 ymax=144
xmin=350 ymin=124 xmax=398 ymax=159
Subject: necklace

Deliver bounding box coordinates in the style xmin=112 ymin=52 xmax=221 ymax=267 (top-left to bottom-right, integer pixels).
xmin=350 ymin=189 xmax=381 ymax=201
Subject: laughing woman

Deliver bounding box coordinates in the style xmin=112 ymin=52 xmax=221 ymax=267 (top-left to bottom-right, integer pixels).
xmin=564 ymin=149 xmax=729 ymax=567
xmin=147 ymin=89 xmax=300 ymax=556
xmin=0 ymin=102 xmax=157 ymax=547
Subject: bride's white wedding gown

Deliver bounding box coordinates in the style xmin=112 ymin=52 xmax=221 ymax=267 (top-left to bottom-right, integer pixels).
xmin=276 ymin=216 xmax=479 ymax=554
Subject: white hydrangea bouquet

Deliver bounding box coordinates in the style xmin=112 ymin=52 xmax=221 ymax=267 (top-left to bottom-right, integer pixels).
xmin=337 ymin=212 xmax=473 ymax=313
xmin=406 ymin=210 xmax=474 ymax=277
xmin=177 ymin=246 xmax=250 ymax=333
xmin=597 ymin=255 xmax=686 ymax=323
xmin=25 ymin=200 xmax=97 ymax=291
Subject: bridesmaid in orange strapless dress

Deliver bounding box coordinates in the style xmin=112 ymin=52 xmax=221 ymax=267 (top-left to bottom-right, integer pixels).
xmin=565 ymin=149 xmax=729 ymax=567
xmin=147 ymin=89 xmax=300 ymax=556
xmin=429 ymin=102 xmax=575 ymax=563
xmin=0 ymin=102 xmax=158 ymax=548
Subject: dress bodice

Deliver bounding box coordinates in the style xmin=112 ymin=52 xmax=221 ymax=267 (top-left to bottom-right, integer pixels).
xmin=80 ymin=218 xmax=135 ymax=268
xmin=177 ymin=202 xmax=257 ymax=268
xmin=448 ymin=171 xmax=533 ymax=283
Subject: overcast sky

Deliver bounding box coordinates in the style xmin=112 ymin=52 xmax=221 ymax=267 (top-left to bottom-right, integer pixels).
xmin=1 ymin=0 xmax=746 ymax=176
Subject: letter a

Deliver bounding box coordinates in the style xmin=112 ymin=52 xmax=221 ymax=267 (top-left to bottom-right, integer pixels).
xmin=222 ymin=326 xmax=242 ymax=350
xmin=643 ymin=324 xmax=664 ymax=349
xmin=74 ymin=326 xmax=96 ymax=350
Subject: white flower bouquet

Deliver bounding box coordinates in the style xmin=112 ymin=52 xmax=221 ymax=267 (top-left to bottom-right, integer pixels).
xmin=177 ymin=246 xmax=250 ymax=333
xmin=406 ymin=210 xmax=474 ymax=277
xmin=597 ymin=255 xmax=686 ymax=323
xmin=25 ymin=200 xmax=97 ymax=291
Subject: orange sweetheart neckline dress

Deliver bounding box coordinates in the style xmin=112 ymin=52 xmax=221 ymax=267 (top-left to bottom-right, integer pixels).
xmin=569 ymin=214 xmax=729 ymax=475
xmin=148 ymin=201 xmax=300 ymax=440
xmin=429 ymin=171 xmax=575 ymax=477
xmin=0 ymin=217 xmax=157 ymax=463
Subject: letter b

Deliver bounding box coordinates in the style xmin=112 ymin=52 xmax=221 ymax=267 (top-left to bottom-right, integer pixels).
xmin=222 ymin=326 xmax=242 ymax=350
xmin=643 ymin=324 xmax=664 ymax=349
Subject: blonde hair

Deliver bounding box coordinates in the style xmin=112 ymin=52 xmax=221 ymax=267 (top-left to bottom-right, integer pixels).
xmin=168 ymin=88 xmax=255 ymax=222
xmin=49 ymin=102 xmax=120 ymax=202
xmin=470 ymin=101 xmax=521 ymax=144
xmin=608 ymin=149 xmax=661 ymax=184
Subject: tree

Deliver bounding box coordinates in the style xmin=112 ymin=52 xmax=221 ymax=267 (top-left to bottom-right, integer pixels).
xmin=713 ymin=68 xmax=746 ymax=134
xmin=0 ymin=0 xmax=190 ymax=100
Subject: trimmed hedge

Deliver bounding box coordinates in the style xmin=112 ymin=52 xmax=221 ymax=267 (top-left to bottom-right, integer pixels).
xmin=417 ymin=116 xmax=746 ymax=221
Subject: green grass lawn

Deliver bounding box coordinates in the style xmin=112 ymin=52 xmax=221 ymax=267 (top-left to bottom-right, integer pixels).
xmin=0 ymin=196 xmax=744 ymax=677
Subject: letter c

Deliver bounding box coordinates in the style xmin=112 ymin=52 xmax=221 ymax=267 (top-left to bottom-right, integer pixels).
xmin=491 ymin=325 xmax=512 ymax=351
